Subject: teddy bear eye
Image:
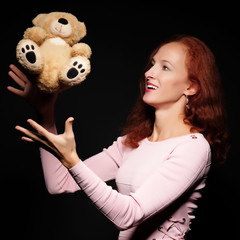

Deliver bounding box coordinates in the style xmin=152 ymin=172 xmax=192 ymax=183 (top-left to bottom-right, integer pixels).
xmin=58 ymin=18 xmax=68 ymax=25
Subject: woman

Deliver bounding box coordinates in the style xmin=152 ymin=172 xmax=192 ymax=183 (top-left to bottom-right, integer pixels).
xmin=9 ymin=35 xmax=229 ymax=239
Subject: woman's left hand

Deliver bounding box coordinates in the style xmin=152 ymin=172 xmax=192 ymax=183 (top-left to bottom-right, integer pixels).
xmin=15 ymin=117 xmax=80 ymax=169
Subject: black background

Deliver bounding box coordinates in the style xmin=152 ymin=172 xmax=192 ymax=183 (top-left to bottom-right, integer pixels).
xmin=1 ymin=1 xmax=239 ymax=239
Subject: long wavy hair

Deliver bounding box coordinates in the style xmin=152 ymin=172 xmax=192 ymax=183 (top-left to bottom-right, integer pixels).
xmin=122 ymin=34 xmax=230 ymax=165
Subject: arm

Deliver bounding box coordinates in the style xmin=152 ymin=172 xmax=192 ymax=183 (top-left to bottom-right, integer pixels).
xmin=69 ymin=139 xmax=211 ymax=230
xmin=8 ymin=64 xmax=57 ymax=129
xmin=71 ymin=43 xmax=92 ymax=58
xmin=8 ymin=65 xmax=124 ymax=194
xmin=8 ymin=65 xmax=75 ymax=194
xmin=40 ymin=128 xmax=124 ymax=194
xmin=15 ymin=119 xmax=211 ymax=230
xmin=23 ymin=26 xmax=47 ymax=45
xmin=39 ymin=124 xmax=80 ymax=194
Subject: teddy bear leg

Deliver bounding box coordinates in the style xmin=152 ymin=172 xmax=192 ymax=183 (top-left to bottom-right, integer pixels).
xmin=16 ymin=39 xmax=43 ymax=73
xmin=59 ymin=56 xmax=91 ymax=86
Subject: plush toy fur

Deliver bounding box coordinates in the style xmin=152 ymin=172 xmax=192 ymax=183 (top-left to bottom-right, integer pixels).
xmin=16 ymin=12 xmax=92 ymax=92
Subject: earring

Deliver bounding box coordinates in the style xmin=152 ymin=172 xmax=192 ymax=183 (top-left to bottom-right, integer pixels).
xmin=185 ymin=95 xmax=190 ymax=109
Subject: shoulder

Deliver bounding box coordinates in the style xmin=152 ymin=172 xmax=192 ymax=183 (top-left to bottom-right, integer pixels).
xmin=174 ymin=133 xmax=210 ymax=153
xmin=103 ymin=136 xmax=129 ymax=159
xmin=170 ymin=133 xmax=211 ymax=167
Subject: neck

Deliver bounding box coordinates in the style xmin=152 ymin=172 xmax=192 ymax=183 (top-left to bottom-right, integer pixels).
xmin=149 ymin=101 xmax=192 ymax=142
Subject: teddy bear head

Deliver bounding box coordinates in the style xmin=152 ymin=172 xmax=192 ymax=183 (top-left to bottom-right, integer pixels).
xmin=32 ymin=12 xmax=87 ymax=46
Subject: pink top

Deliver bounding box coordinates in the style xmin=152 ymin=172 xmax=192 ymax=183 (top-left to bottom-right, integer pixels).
xmin=40 ymin=126 xmax=211 ymax=240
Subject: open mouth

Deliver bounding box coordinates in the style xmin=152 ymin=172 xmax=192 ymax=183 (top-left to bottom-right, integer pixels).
xmin=146 ymin=82 xmax=158 ymax=90
xmin=147 ymin=84 xmax=158 ymax=90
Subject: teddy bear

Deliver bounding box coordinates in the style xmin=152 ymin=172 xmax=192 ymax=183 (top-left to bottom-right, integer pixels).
xmin=16 ymin=12 xmax=92 ymax=92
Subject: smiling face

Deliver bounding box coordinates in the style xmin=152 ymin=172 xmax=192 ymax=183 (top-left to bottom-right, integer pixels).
xmin=143 ymin=42 xmax=193 ymax=110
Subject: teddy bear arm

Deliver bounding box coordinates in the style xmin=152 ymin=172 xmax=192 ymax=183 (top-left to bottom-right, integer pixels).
xmin=23 ymin=26 xmax=47 ymax=45
xmin=71 ymin=43 xmax=92 ymax=59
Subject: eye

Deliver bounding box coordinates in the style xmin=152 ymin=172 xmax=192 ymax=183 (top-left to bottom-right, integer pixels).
xmin=163 ymin=65 xmax=169 ymax=71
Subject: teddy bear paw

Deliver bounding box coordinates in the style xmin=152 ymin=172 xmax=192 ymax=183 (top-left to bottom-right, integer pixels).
xmin=16 ymin=39 xmax=43 ymax=73
xmin=59 ymin=56 xmax=90 ymax=85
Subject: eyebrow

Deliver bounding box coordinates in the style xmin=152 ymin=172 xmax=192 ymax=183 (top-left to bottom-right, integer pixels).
xmin=152 ymin=57 xmax=175 ymax=68
xmin=162 ymin=60 xmax=175 ymax=68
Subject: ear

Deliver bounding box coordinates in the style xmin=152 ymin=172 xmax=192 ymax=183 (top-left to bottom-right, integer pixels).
xmin=32 ymin=13 xmax=47 ymax=26
xmin=184 ymin=80 xmax=199 ymax=96
xmin=78 ymin=21 xmax=87 ymax=39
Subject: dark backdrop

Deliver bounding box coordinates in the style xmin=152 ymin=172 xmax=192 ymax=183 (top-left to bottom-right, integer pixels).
xmin=1 ymin=2 xmax=239 ymax=239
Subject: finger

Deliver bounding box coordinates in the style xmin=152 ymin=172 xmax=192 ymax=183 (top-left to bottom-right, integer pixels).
xmin=7 ymin=86 xmax=25 ymax=97
xmin=64 ymin=117 xmax=74 ymax=137
xmin=16 ymin=125 xmax=56 ymax=152
xmin=15 ymin=125 xmax=39 ymax=140
xmin=8 ymin=70 xmax=26 ymax=89
xmin=21 ymin=136 xmax=35 ymax=143
xmin=9 ymin=64 xmax=28 ymax=83
xmin=15 ymin=124 xmax=45 ymax=144
xmin=27 ymin=119 xmax=50 ymax=137
xmin=26 ymin=119 xmax=58 ymax=153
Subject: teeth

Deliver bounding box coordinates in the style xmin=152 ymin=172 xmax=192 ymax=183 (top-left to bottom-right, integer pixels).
xmin=147 ymin=84 xmax=158 ymax=89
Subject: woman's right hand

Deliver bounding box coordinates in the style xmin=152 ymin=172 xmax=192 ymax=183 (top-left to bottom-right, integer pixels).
xmin=8 ymin=64 xmax=58 ymax=128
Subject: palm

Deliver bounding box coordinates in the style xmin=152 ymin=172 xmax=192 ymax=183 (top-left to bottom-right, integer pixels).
xmin=8 ymin=64 xmax=58 ymax=114
xmin=15 ymin=117 xmax=80 ymax=169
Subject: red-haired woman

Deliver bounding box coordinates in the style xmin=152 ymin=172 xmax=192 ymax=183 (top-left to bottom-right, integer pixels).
xmin=9 ymin=34 xmax=230 ymax=239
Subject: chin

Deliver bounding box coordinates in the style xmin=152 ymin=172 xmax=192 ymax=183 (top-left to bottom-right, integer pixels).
xmin=143 ymin=95 xmax=157 ymax=108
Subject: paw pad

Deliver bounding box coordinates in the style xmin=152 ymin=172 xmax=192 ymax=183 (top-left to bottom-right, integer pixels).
xmin=67 ymin=61 xmax=86 ymax=79
xmin=59 ymin=56 xmax=90 ymax=85
xmin=17 ymin=39 xmax=43 ymax=72
xmin=21 ymin=44 xmax=36 ymax=64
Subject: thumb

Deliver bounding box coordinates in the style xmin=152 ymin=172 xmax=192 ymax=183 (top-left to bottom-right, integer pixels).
xmin=65 ymin=117 xmax=74 ymax=136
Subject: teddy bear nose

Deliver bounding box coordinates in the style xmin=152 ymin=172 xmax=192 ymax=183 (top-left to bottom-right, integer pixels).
xmin=58 ymin=18 xmax=68 ymax=25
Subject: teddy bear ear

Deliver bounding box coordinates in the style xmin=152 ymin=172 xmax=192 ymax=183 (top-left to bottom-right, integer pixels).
xmin=78 ymin=21 xmax=87 ymax=39
xmin=32 ymin=13 xmax=47 ymax=26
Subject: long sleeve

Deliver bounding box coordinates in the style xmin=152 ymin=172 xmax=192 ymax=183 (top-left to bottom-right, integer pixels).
xmin=69 ymin=137 xmax=211 ymax=230
xmin=40 ymin=125 xmax=125 ymax=194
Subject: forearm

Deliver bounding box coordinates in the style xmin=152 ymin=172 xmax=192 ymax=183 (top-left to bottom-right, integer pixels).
xmin=37 ymin=100 xmax=76 ymax=193
xmin=37 ymin=100 xmax=55 ymax=129
xmin=40 ymin=125 xmax=80 ymax=194
xmin=40 ymin=131 xmax=122 ymax=194
xmin=20 ymin=105 xmax=123 ymax=195
xmin=70 ymin=161 xmax=144 ymax=230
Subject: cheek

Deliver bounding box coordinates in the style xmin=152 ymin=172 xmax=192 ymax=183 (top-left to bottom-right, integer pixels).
xmin=143 ymin=76 xmax=188 ymax=105
xmin=165 ymin=74 xmax=189 ymax=92
xmin=159 ymin=76 xmax=187 ymax=96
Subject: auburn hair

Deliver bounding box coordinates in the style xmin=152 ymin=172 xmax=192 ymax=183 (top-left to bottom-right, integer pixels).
xmin=122 ymin=34 xmax=230 ymax=165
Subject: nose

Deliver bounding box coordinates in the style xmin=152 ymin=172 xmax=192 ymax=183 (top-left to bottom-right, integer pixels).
xmin=145 ymin=63 xmax=159 ymax=80
xmin=58 ymin=18 xmax=68 ymax=25
xmin=145 ymin=69 xmax=154 ymax=81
